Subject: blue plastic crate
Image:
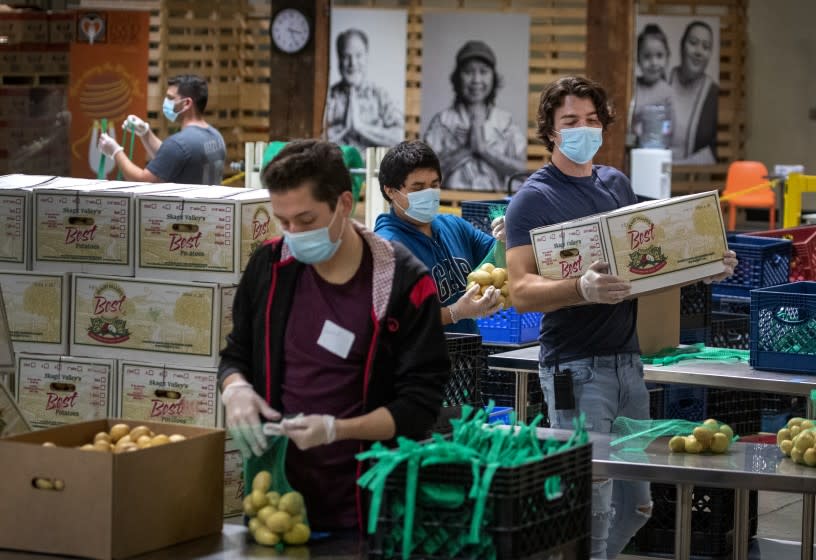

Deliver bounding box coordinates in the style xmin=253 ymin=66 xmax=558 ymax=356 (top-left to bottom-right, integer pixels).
xmin=476 ymin=307 xmax=541 ymax=344
xmin=663 ymin=385 xmax=707 ymax=421
xmin=679 ymin=326 xmax=711 ymax=345
xmin=486 ymin=406 xmax=514 ymax=425
xmin=712 ymin=294 xmax=751 ymax=315
xmin=461 ymin=199 xmax=511 ymax=235
xmin=712 ymin=234 xmax=791 ymax=298
xmin=750 ymin=281 xmax=816 ymax=374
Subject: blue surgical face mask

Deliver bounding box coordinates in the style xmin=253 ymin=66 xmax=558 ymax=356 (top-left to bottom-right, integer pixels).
xmin=556 ymin=126 xmax=603 ymax=164
xmin=394 ymin=188 xmax=440 ymax=224
xmin=283 ymin=205 xmax=344 ymax=264
xmin=162 ymin=97 xmax=182 ymax=123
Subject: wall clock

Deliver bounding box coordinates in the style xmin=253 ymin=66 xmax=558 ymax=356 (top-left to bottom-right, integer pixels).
xmin=271 ymin=8 xmax=311 ymax=54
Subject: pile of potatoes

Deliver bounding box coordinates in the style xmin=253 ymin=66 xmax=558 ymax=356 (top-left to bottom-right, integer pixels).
xmin=466 ymin=263 xmax=511 ymax=309
xmin=41 ymin=423 xmax=187 ymax=454
xmin=243 ymin=470 xmax=310 ymax=547
xmin=777 ymin=417 xmax=816 ymax=467
xmin=668 ymin=419 xmax=734 ymax=454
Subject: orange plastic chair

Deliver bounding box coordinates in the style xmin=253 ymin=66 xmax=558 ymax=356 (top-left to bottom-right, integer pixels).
xmin=721 ymin=161 xmax=775 ymax=231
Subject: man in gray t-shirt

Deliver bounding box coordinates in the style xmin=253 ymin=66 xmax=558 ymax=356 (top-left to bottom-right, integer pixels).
xmin=99 ymin=74 xmax=226 ymax=185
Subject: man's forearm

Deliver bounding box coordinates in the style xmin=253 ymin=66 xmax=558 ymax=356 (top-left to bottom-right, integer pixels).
xmin=335 ymin=406 xmax=396 ymax=442
xmin=140 ymin=131 xmax=162 ymax=159
xmin=112 ymin=151 xmax=156 ymax=183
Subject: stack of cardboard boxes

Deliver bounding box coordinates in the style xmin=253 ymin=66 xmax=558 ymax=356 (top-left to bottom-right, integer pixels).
xmin=0 ymin=173 xmax=279 ymax=518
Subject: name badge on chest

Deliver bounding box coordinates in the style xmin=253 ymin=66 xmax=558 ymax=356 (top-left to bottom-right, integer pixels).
xmin=317 ymin=319 xmax=355 ymax=360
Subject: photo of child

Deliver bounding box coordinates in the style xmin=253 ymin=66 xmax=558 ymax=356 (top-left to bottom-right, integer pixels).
xmin=633 ymin=23 xmax=674 ymax=149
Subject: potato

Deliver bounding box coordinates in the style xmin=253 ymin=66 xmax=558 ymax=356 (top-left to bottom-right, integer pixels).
xmin=136 ymin=435 xmax=152 ymax=449
xmin=480 ymin=284 xmax=491 ymax=296
xmin=804 ymin=448 xmax=816 ymax=467
xmin=253 ymin=527 xmax=281 ymax=547
xmin=54 ymin=479 xmax=64 ymax=491
xmin=243 ymin=494 xmax=258 ymax=517
xmin=115 ymin=443 xmax=139 ymax=454
xmin=500 ymin=282 xmax=509 ymax=297
xmin=129 ymin=426 xmax=150 ymax=441
xmin=290 ymin=514 xmax=304 ymax=525
xmin=265 ymin=491 xmax=281 ymax=507
xmin=283 ymin=523 xmax=311 ymax=545
xmin=279 ymin=491 xmax=305 ymax=516
xmin=795 ymin=431 xmax=815 ymax=452
xmin=703 ymin=418 xmax=719 ymax=427
xmin=248 ymin=517 xmax=262 ymax=535
xmin=718 ymin=424 xmax=733 ymax=441
xmin=792 ymin=448 xmax=805 ymax=464
xmin=684 ymin=436 xmax=703 ymax=454
xmin=780 ymin=439 xmax=794 ymax=456
xmin=109 ymin=424 xmax=130 ymax=443
xmin=777 ymin=428 xmax=792 ymax=445
xmin=479 ymin=263 xmax=495 ymax=273
xmin=265 ymin=511 xmax=293 ymax=533
xmin=151 ymin=434 xmax=170 ymax=446
xmin=710 ymin=432 xmax=730 ymax=453
xmin=94 ymin=441 xmax=112 ymax=452
xmin=253 ymin=471 xmax=272 ymax=493
xmin=93 ymin=432 xmax=111 ymax=444
xmin=256 ymin=505 xmax=277 ymax=524
xmin=692 ymin=426 xmax=714 ymax=446
xmin=79 ymin=443 xmax=96 ymax=451
xmin=42 ymin=441 xmax=56 ymax=448
xmin=250 ymin=489 xmax=268 ymax=510
xmin=788 ymin=417 xmax=805 ymax=428
xmin=491 ymin=267 xmax=507 ymax=288
xmin=668 ymin=435 xmax=685 ymax=453
xmin=168 ymin=434 xmax=186 ymax=443
xmin=470 ymin=270 xmax=492 ymax=286
xmin=34 ymin=478 xmax=53 ymax=490
xmin=791 ymin=425 xmax=802 ymax=438
xmin=114 ymin=435 xmax=133 ymax=448
xmin=801 ymin=420 xmax=815 ymax=431
xmin=466 ymin=280 xmax=477 ymax=293
xmin=497 ymin=295 xmax=506 ymax=308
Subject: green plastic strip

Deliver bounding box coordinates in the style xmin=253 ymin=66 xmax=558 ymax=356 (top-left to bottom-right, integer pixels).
xmin=96 ymin=118 xmax=108 ymax=180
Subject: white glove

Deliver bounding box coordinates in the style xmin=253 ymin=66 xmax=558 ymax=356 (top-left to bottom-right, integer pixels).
xmin=578 ymin=261 xmax=631 ymax=304
xmin=281 ymin=414 xmax=337 ymax=450
xmin=450 ymin=283 xmax=502 ymax=323
xmin=491 ymin=216 xmax=506 ymax=242
xmin=122 ymin=114 xmax=150 ymax=137
xmin=703 ymin=250 xmax=739 ymax=284
xmin=98 ymin=133 xmax=123 ymax=158
xmin=222 ymin=380 xmax=281 ymax=457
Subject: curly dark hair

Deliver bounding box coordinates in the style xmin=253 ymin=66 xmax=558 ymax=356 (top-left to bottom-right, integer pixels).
xmin=168 ymin=74 xmax=208 ymax=114
xmin=378 ymin=141 xmax=442 ymax=202
xmin=536 ymin=76 xmax=615 ymax=152
xmin=261 ymin=140 xmax=351 ymax=210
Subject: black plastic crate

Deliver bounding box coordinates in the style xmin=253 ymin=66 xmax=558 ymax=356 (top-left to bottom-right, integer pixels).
xmin=481 ymin=344 xmax=546 ymax=425
xmin=662 ymin=385 xmax=707 ymax=421
xmin=712 ymin=294 xmax=751 ymax=315
xmin=368 ymin=442 xmax=592 ymax=559
xmin=460 ymin=199 xmax=510 ymax=235
xmin=679 ymin=326 xmax=711 ymax=346
xmin=705 ymin=389 xmax=761 ymax=436
xmin=760 ymin=393 xmax=807 ymax=432
xmin=433 ymin=333 xmax=485 ymax=434
xmin=710 ymin=312 xmax=750 ymax=350
xmin=647 ymin=383 xmax=664 ymax=420
xmin=631 ymin=484 xmax=758 ymax=558
xmin=680 ymin=281 xmax=712 ymax=330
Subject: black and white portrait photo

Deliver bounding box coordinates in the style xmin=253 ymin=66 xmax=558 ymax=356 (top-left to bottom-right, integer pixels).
xmin=421 ymin=12 xmax=530 ymax=192
xmin=325 ymin=8 xmax=407 ymax=152
xmin=633 ymin=15 xmax=720 ymax=165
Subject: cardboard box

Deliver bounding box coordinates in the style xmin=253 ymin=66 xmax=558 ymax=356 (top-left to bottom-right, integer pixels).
xmin=136 ymin=187 xmax=277 ymax=282
xmin=15 ymin=354 xmax=114 ymax=430
xmin=531 ymin=191 xmax=728 ymax=295
xmin=0 ymin=419 xmax=224 ymax=559
xmin=219 ymin=284 xmax=237 ymax=352
xmin=117 ymin=361 xmax=220 ymax=428
xmin=0 ymin=187 xmax=29 ymax=270
xmin=0 ymin=271 xmax=69 ymax=355
xmin=223 ymin=437 xmax=244 ymax=517
xmin=70 ymin=274 xmax=223 ymax=367
xmin=0 ymin=382 xmax=31 ymax=438
xmin=637 ymin=287 xmax=681 ymax=355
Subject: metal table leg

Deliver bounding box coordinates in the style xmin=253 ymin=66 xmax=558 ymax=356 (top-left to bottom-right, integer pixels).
xmin=803 ymin=493 xmax=815 ymax=560
xmin=675 ymin=483 xmax=693 ymax=560
xmin=733 ymin=488 xmax=750 ymax=560
xmin=515 ymin=370 xmax=528 ymax=424
xmin=807 ymin=398 xmax=815 ymax=422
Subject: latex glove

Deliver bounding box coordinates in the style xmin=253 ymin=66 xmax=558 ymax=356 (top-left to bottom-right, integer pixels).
xmin=281 ymin=414 xmax=337 ymax=450
xmin=122 ymin=114 xmax=150 ymax=137
xmin=703 ymin=250 xmax=739 ymax=284
xmin=221 ymin=380 xmax=281 ymax=457
xmin=578 ymin=260 xmax=631 ymax=304
xmin=450 ymin=283 xmax=502 ymax=323
xmin=491 ymin=216 xmax=506 ymax=242
xmin=98 ymin=133 xmax=123 ymax=158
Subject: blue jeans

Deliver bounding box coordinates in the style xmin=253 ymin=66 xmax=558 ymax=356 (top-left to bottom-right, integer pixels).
xmin=539 ymin=353 xmax=652 ymax=559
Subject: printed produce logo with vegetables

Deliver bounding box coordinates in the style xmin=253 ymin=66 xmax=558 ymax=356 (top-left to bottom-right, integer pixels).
xmin=250 ymin=206 xmax=272 ymax=255
xmin=87 ymin=282 xmax=130 ymax=343
xmin=626 ymin=215 xmax=667 ymax=275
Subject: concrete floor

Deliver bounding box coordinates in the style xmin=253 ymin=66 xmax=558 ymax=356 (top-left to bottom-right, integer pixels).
xmin=620 ymin=491 xmax=815 ymax=559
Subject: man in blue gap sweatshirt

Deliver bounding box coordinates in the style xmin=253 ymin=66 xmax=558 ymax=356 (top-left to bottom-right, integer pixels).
xmin=374 ymin=140 xmax=504 ymax=334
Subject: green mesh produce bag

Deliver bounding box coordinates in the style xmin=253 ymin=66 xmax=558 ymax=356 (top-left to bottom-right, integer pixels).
xmin=476 ymin=205 xmax=508 ymax=269
xmin=357 ymin=403 xmax=588 ymax=559
xmin=610 ymin=416 xmax=738 ymax=452
xmin=641 ymin=343 xmax=750 ymax=366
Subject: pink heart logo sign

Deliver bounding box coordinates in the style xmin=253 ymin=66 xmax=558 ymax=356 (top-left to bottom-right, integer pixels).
xmin=79 ymin=14 xmax=105 ymax=45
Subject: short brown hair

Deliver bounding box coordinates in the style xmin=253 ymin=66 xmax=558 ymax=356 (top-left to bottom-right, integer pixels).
xmin=536 ymin=76 xmax=615 ymax=152
xmin=261 ymin=140 xmax=351 ymax=210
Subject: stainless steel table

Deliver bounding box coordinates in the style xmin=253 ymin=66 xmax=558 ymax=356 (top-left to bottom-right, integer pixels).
xmin=488 ymin=346 xmax=816 ymax=418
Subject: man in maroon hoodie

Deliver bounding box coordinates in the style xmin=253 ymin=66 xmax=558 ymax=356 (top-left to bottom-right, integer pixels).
xmin=219 ymin=140 xmax=450 ymax=532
